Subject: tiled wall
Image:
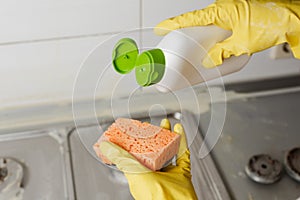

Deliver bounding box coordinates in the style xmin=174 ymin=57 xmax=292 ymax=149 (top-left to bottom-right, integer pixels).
xmin=1 ymin=0 xmax=299 ymax=108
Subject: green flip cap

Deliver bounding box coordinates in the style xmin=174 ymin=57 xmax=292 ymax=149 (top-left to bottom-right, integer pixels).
xmin=135 ymin=49 xmax=165 ymax=87
xmin=112 ymin=38 xmax=139 ymax=74
xmin=112 ymin=38 xmax=165 ymax=87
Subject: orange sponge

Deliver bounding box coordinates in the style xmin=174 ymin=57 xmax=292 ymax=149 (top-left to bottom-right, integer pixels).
xmin=93 ymin=118 xmax=180 ymax=171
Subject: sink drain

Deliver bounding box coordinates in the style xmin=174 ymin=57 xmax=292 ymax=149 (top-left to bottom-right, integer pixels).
xmin=0 ymin=159 xmax=8 ymax=183
xmin=0 ymin=158 xmax=24 ymax=200
xmin=0 ymin=167 xmax=8 ymax=182
xmin=284 ymin=147 xmax=300 ymax=182
xmin=245 ymin=154 xmax=282 ymax=184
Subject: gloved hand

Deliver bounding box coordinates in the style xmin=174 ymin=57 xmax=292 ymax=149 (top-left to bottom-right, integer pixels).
xmin=99 ymin=119 xmax=197 ymax=200
xmin=154 ymin=0 xmax=300 ymax=68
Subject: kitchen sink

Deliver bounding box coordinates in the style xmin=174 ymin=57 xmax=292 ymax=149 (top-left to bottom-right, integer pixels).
xmin=1 ymin=76 xmax=300 ymax=200
xmin=198 ymin=86 xmax=300 ymax=199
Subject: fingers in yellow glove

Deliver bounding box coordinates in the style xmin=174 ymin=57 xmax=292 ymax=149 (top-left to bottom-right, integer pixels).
xmin=154 ymin=6 xmax=218 ymax=36
xmin=99 ymin=141 xmax=151 ymax=173
xmin=173 ymin=123 xmax=192 ymax=172
xmin=160 ymin=118 xmax=171 ymax=130
xmin=287 ymin=33 xmax=300 ymax=58
xmin=160 ymin=119 xmax=191 ymax=171
xmin=174 ymin=123 xmax=188 ymax=156
xmin=153 ymin=3 xmax=239 ymax=68
xmin=202 ymin=36 xmax=249 ymax=68
xmin=160 ymin=119 xmax=187 ymax=156
xmin=154 ymin=0 xmax=300 ymax=68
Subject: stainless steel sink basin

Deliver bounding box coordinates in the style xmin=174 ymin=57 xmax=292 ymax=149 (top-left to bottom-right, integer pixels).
xmin=0 ymin=130 xmax=73 ymax=199
xmin=198 ymin=89 xmax=300 ymax=199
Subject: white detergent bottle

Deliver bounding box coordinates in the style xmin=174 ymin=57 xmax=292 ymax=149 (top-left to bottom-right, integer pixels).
xmin=156 ymin=25 xmax=251 ymax=92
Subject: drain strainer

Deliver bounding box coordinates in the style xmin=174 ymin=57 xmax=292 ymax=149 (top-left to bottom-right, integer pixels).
xmin=0 ymin=158 xmax=24 ymax=200
xmin=284 ymin=147 xmax=300 ymax=182
xmin=245 ymin=154 xmax=282 ymax=184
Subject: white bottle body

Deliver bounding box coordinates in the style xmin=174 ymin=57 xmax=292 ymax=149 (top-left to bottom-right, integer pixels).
xmin=156 ymin=26 xmax=250 ymax=92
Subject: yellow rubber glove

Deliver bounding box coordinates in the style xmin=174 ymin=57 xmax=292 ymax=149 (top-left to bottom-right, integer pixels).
xmin=99 ymin=119 xmax=197 ymax=200
xmin=154 ymin=0 xmax=300 ymax=68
